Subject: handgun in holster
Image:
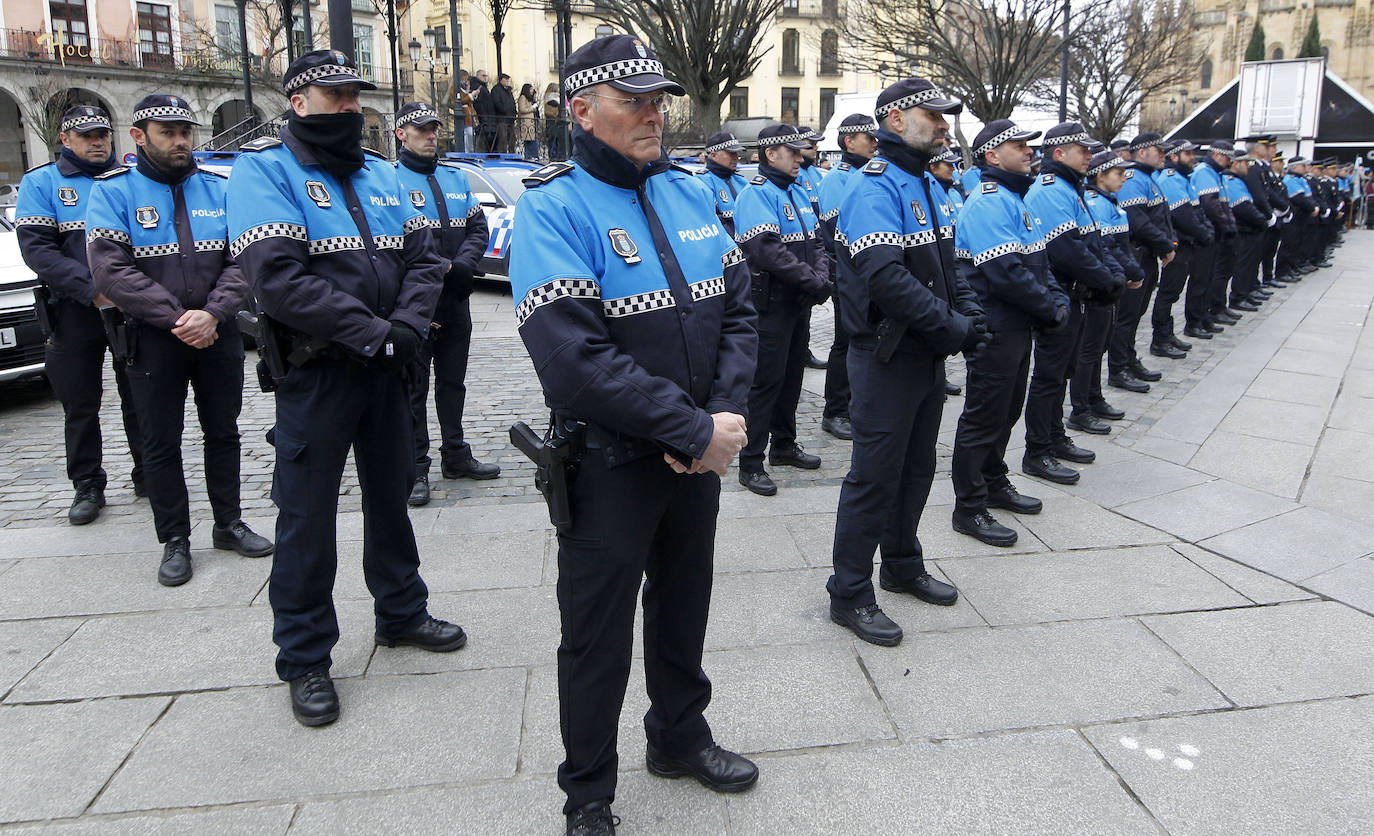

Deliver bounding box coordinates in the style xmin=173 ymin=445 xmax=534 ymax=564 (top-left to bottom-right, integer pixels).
xmin=33 ymin=285 xmax=56 ymax=339
xmin=99 ymin=306 xmax=136 ymax=365
xmin=874 ymin=317 xmax=904 ymax=364
xmin=235 ymin=310 xmax=288 ymax=392
xmin=509 ymin=416 xmax=587 ymax=534
xmin=750 ymin=270 xmax=772 ymax=315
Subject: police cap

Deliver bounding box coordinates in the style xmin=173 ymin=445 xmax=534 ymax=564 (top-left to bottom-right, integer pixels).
xmin=1129 ymin=132 xmax=1165 ymax=151
xmin=798 ymin=125 xmax=823 ymax=143
xmin=396 ymin=101 xmax=442 ymax=128
xmin=132 ymin=94 xmax=200 ymax=126
xmin=757 ymin=123 xmax=811 ymax=150
xmin=1109 ymin=139 xmax=1130 ymax=151
xmin=1287 ymin=155 xmax=1309 ymax=165
xmin=973 ymin=119 xmax=1041 ymax=157
xmin=1041 ymin=122 xmax=1093 ymax=149
xmin=874 ymin=77 xmax=962 ymax=120
xmin=283 ymin=49 xmax=379 ymax=95
xmin=930 ymin=148 xmax=960 ymax=165
xmin=837 ymin=113 xmax=878 ymax=136
xmin=1087 ymin=150 xmax=1128 ymax=177
xmin=563 ymin=34 xmax=685 ymax=98
xmin=704 ymin=131 xmax=743 ymax=153
xmin=1169 ymin=139 xmax=1199 ymax=153
xmin=60 ymin=105 xmax=111 ymax=134
xmin=1207 ymin=139 xmax=1241 ymax=158
xmin=1240 ymin=134 xmax=1278 ymax=145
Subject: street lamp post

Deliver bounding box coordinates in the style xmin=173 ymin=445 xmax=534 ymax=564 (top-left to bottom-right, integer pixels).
xmin=410 ymin=29 xmax=454 ymax=149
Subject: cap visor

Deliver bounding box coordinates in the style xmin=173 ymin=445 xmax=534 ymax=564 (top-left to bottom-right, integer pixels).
xmin=69 ymin=125 xmax=111 ymax=133
xmin=144 ymin=117 xmax=203 ymax=126
xmin=313 ymin=75 xmax=379 ymax=92
xmin=782 ymin=140 xmax=811 ymax=149
xmin=411 ymin=116 xmax=442 ymax=127
xmin=1013 ymin=129 xmax=1042 ymax=142
xmin=918 ymin=98 xmax=963 ymax=115
xmin=607 ymin=74 xmax=687 ymax=97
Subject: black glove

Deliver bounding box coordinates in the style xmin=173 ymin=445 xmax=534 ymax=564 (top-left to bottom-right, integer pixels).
xmin=371 ymin=322 xmax=422 ymax=374
xmin=1042 ymin=304 xmax=1070 ymax=334
xmin=959 ymin=313 xmax=990 ymax=355
xmin=800 ymin=271 xmax=832 ymax=304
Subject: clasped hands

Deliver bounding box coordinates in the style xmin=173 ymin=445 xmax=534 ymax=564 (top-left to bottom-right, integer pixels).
xmin=663 ymin=412 xmax=747 ymax=477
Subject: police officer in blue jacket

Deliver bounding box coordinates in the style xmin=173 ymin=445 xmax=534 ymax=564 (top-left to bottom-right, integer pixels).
xmin=733 ymin=123 xmax=830 ymax=496
xmin=1022 ymin=122 xmax=1125 ymax=485
xmin=507 ymin=36 xmax=759 ymax=835
xmin=698 ymin=131 xmax=748 ymax=237
xmin=1151 ymin=140 xmax=1214 ymax=350
xmin=227 ymin=50 xmax=462 ymax=728
xmin=392 ymin=101 xmax=496 ymax=507
xmin=826 ymin=78 xmax=974 ymax=647
xmin=815 ymin=113 xmax=880 ymax=440
xmin=951 ymin=119 xmax=1068 ymax=547
xmin=1222 ymin=155 xmax=1272 ymax=309
xmin=86 ymin=95 xmax=272 ymax=586
xmin=1278 ymin=156 xmax=1319 ymax=280
xmin=15 ymin=105 xmax=145 ymax=525
xmin=930 ymin=147 xmax=971 ymax=401
xmin=796 ymin=126 xmax=827 ymax=213
xmin=1188 ymin=142 xmax=1238 ymax=336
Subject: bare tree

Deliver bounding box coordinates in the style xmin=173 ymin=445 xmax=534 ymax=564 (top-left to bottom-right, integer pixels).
xmin=1048 ymin=0 xmax=1206 ymax=141
xmin=483 ymin=0 xmax=519 ymax=78
xmin=17 ymin=71 xmax=75 ymax=156
xmin=586 ymin=0 xmax=785 ymax=133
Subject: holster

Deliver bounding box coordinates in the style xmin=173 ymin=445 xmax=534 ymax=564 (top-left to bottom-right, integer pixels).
xmin=33 ymin=285 xmax=56 ymax=338
xmin=509 ymin=415 xmax=587 ymax=534
xmin=874 ymin=317 xmax=903 ymax=364
xmin=98 ymin=307 xmax=136 ymax=365
xmin=750 ymin=271 xmax=772 ymax=315
xmin=236 ymin=310 xmax=288 ymax=392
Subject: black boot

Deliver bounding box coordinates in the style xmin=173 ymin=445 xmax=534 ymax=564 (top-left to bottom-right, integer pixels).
xmin=158 ymin=536 xmax=193 ymax=587
xmin=68 ymin=482 xmax=105 ymax=526
xmin=408 ymin=474 xmax=431 ymax=507
xmin=289 ymin=670 xmax=339 ymax=727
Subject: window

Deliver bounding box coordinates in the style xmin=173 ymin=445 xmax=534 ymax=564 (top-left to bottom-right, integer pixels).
xmin=729 ymin=88 xmax=748 ymax=118
xmin=595 ymin=24 xmax=614 ymax=38
xmin=1271 ymin=46 xmax=1284 ymax=59
xmin=782 ymin=0 xmax=799 ymax=16
xmin=1200 ymin=59 xmax=1212 ymax=89
xmin=820 ymin=88 xmax=836 ymax=127
xmin=292 ymin=15 xmax=308 ymax=57
xmin=353 ymin=23 xmax=374 ymax=79
xmin=50 ymin=0 xmax=91 ymax=61
xmin=782 ymin=28 xmax=800 ymax=74
xmin=781 ymin=87 xmax=799 ymax=124
xmin=138 ymin=2 xmax=173 ymax=69
xmin=822 ymin=0 xmax=838 ymax=15
xmin=433 ymin=25 xmax=447 ymax=50
xmin=215 ymin=6 xmax=241 ymax=58
xmin=820 ymin=29 xmax=839 ymax=75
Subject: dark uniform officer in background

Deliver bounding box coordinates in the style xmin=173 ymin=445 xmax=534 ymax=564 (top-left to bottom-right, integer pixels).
xmin=1110 ymin=139 xmax=1132 ymax=161
xmin=87 ymin=94 xmax=271 ymax=586
xmin=951 ymin=119 xmax=1068 ymax=547
xmin=1149 ymin=140 xmax=1213 ymax=354
xmin=1187 ymin=142 xmax=1237 ymax=337
xmin=827 ymin=78 xmax=972 ymax=647
xmin=15 ymin=105 xmax=145 ymax=525
xmin=698 ymin=131 xmax=748 ymax=237
xmin=1279 ymin=156 xmax=1319 ymax=280
xmin=815 ymin=113 xmax=880 ymax=440
xmin=1196 ymin=141 xmax=1247 ymax=326
xmin=1221 ymin=154 xmax=1272 ymax=312
xmin=733 ymin=124 xmax=830 ymax=497
xmin=1241 ymin=135 xmax=1289 ymax=291
xmin=507 ymin=35 xmax=759 ymax=836
xmin=392 ymin=101 xmax=496 ymax=507
xmin=228 ymin=51 xmax=463 ymax=728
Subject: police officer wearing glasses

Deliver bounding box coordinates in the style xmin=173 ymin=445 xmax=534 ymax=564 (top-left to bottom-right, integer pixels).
xmin=507 ymin=35 xmax=759 ymax=836
xmin=228 ymin=50 xmax=463 ymax=728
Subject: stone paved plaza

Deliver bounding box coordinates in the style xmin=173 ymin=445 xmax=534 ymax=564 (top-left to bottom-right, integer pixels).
xmin=2 ymin=233 xmax=1374 ymax=833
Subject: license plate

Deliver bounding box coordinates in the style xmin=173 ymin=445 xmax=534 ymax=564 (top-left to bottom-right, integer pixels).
xmin=0 ymin=327 xmax=16 ymax=349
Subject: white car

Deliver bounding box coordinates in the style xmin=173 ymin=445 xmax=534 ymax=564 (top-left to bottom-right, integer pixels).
xmin=0 ymin=209 xmax=46 ymax=383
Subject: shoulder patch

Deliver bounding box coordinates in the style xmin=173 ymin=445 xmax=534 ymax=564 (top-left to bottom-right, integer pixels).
xmin=863 ymin=159 xmax=888 ymax=175
xmin=1041 ymin=173 xmax=1055 ymax=185
xmin=94 ymin=166 xmax=129 ymax=180
xmin=981 ymin=181 xmax=997 ymax=194
xmin=1123 ymin=170 xmax=1135 ymax=179
xmin=749 ymin=174 xmax=767 ymax=186
xmin=363 ymin=147 xmax=386 ymax=159
xmin=522 ymin=161 xmax=574 ymax=187
xmin=197 ymin=167 xmax=228 ymax=179
xmin=241 ymin=136 xmax=282 ymax=152
xmin=24 ymin=161 xmax=54 ymax=174
xmin=836 ymin=161 xmax=852 ymax=172
xmin=669 ymin=163 xmax=696 ymax=175
xmin=437 ymin=160 xmax=466 ymax=170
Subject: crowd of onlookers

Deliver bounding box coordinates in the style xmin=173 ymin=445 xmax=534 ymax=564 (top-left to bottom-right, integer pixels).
xmin=452 ymin=69 xmax=565 ymax=159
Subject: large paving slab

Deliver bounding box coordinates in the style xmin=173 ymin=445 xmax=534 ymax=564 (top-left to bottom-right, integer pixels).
xmin=1187 ymin=431 xmax=1314 ymax=498
xmin=0 ymin=696 xmax=170 ymax=822
xmin=1142 ymin=601 xmax=1374 ymax=706
xmin=0 ymin=619 xmax=80 ymax=697
xmin=365 ymin=586 xmax=559 ymax=675
xmin=1305 ymin=557 xmax=1374 ymax=615
xmin=1169 ymin=543 xmax=1317 ymax=605
xmin=1057 ymin=456 xmax=1210 ymax=508
xmin=1114 ymin=479 xmax=1301 ymax=543
xmin=939 ymin=545 xmax=1249 ymax=626
xmin=1217 ymin=396 xmax=1330 ymax=446
xmin=1085 ymin=697 xmax=1374 ymax=835
xmin=1309 ymin=426 xmax=1374 ymax=482
xmin=1242 ymin=367 xmax=1341 ymax=407
xmin=857 ymin=619 xmax=1229 ymax=739
xmin=725 ymin=731 xmax=1158 ymax=834
xmin=328 ymin=530 xmax=548 ymax=601
xmin=711 ymin=515 xmax=812 ymax=573
xmin=1013 ymin=495 xmax=1173 ymax=550
xmin=0 ymin=521 xmax=173 ymax=559
xmin=95 ymin=669 xmax=526 ymax=813
xmin=0 ymin=805 xmax=295 ymax=835
xmin=1199 ymin=506 xmax=1374 ymax=582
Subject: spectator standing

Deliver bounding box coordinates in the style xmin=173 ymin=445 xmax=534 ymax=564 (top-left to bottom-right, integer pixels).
xmin=472 ymin=70 xmax=496 ymax=152
xmin=517 ymin=83 xmax=540 ymax=159
xmin=493 ymin=74 xmax=518 ymax=154
xmin=456 ymin=70 xmax=478 ymax=152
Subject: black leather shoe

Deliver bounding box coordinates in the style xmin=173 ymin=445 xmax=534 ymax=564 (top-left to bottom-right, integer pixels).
xmin=1128 ymin=361 xmax=1162 ymax=382
xmin=952 ymin=509 xmax=1018 ymax=546
xmin=158 ymin=536 xmax=193 ymax=587
xmin=829 ymin=602 xmax=903 ymax=645
xmin=1212 ymin=310 xmax=1240 ymax=324
xmin=289 ymin=670 xmax=339 ymax=727
xmin=1108 ymin=371 xmax=1150 ymax=393
xmin=1169 ymin=334 xmax=1193 ymax=351
xmin=805 ymin=351 xmax=828 ymax=370
xmin=1149 ymin=341 xmax=1186 ymax=359
xmin=377 ymin=615 xmax=467 ymax=652
xmin=68 ymin=483 xmax=104 ymax=526
xmin=212 ymin=520 xmax=274 ymax=557
xmin=1263 ymin=280 xmax=1287 ymax=288
xmin=739 ymin=469 xmax=777 ymax=496
xmin=1204 ymin=321 xmax=1225 ymax=333
xmin=441 ymin=456 xmax=501 ymax=480
xmin=1090 ymin=400 xmax=1125 ymax=420
xmin=1183 ymin=325 xmax=1213 ymax=340
xmin=1067 ymin=411 xmax=1111 ymax=435
xmin=408 ymin=474 xmax=431 ymax=507
xmin=646 ymin=743 xmax=760 ymax=792
xmin=769 ymin=443 xmax=820 ymax=470
xmin=1023 ymin=453 xmax=1081 ymax=484
xmin=880 ymin=570 xmax=958 ymax=606
xmin=944 ymin=380 xmax=962 ymax=396
xmin=1232 ymin=300 xmax=1260 ymax=312
xmin=1052 ymin=439 xmax=1096 ymax=464
xmin=821 ymin=415 xmax=852 ymax=440
xmin=566 ymin=800 xmax=618 ymax=836
xmin=987 ymin=484 xmax=1042 ymax=514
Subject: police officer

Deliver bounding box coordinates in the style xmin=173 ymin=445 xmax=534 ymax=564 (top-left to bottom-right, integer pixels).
xmin=392 ymin=101 xmax=496 ymax=507
xmin=1188 ymin=142 xmax=1238 ymax=337
xmin=815 ymin=113 xmax=880 ymax=440
xmin=796 ymin=126 xmax=828 ymax=372
xmin=827 ymin=78 xmax=973 ymax=646
xmin=227 ymin=50 xmax=463 ymax=728
xmin=15 ymin=105 xmax=145 ymax=525
xmin=1151 ymin=140 xmax=1213 ymax=351
xmin=1277 ymin=156 xmax=1318 ymax=281
xmin=1241 ymin=135 xmax=1289 ymax=290
xmin=929 ymin=147 xmax=971 ymax=398
xmin=1022 ymin=122 xmax=1125 ymax=484
xmin=1106 ymin=133 xmax=1175 ymax=393
xmin=698 ymin=131 xmax=748 ymax=237
xmin=1222 ymin=155 xmax=1271 ymax=310
xmin=733 ymin=123 xmax=830 ymax=496
xmin=1110 ymin=139 xmax=1132 ymax=162
xmin=507 ymin=35 xmax=759 ymax=836
xmin=85 ymin=94 xmax=272 ymax=585
xmin=1195 ymin=141 xmax=1247 ymax=326
xmin=951 ymin=119 xmax=1068 ymax=547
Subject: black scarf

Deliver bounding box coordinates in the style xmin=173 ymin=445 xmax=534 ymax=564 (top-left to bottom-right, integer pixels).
xmin=60 ymin=146 xmax=116 ymax=178
xmin=704 ymin=158 xmax=737 ymax=181
xmin=571 ymin=126 xmax=665 ymax=189
xmin=399 ymin=147 xmax=438 ymax=175
xmin=288 ymin=112 xmax=366 ymax=178
xmin=981 ymin=163 xmax=1034 ymax=197
xmin=757 ymin=161 xmax=797 ymax=190
xmin=874 ymin=129 xmax=933 ymax=178
xmin=840 ymin=151 xmax=869 ymax=169
xmin=135 ymin=146 xmax=196 ymax=185
xmin=1043 ymin=159 xmax=1085 ymax=192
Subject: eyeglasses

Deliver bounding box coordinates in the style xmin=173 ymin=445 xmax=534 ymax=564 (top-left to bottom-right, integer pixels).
xmin=585 ymin=92 xmax=674 ymax=115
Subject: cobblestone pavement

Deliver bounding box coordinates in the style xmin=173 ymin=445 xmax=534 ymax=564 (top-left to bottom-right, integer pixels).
xmin=2 ymin=236 xmax=1374 ymax=834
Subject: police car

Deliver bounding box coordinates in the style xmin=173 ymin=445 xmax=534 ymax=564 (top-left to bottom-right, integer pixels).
xmin=441 ymin=153 xmax=542 ymax=280
xmin=0 ymin=210 xmax=46 ymax=383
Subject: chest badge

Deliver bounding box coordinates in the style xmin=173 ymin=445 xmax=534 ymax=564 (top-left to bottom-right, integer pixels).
xmin=410 ymin=189 xmax=426 ymax=208
xmin=911 ymin=199 xmax=928 ymax=225
xmin=135 ymin=206 xmax=159 ymax=229
xmin=58 ymin=186 xmax=79 ymax=206
xmin=608 ymin=228 xmax=641 ymax=265
xmin=719 ymin=189 xmax=729 ymax=202
xmin=782 ymin=203 xmax=795 ymax=221
xmin=305 ymin=180 xmax=331 ymax=208
xmin=1023 ymin=211 xmax=1033 ymax=231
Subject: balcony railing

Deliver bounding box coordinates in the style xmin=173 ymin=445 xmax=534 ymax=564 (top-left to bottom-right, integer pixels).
xmin=781 ymin=57 xmax=805 ymax=76
xmin=779 ymin=0 xmax=841 ymax=18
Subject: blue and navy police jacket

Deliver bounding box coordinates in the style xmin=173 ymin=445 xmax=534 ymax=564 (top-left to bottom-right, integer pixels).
xmin=226 ymin=127 xmax=445 ymax=357
xmin=1283 ymin=172 xmax=1318 ymax=218
xmin=816 ymin=151 xmax=868 ymax=258
xmin=940 ymin=177 xmax=965 ymax=214
xmin=85 ymin=155 xmax=247 ymax=330
xmin=733 ymin=163 xmax=829 ymax=299
xmin=1084 ymin=185 xmax=1140 ymax=285
xmin=954 ymin=165 xmax=1066 ymax=332
xmin=797 ymin=159 xmax=825 ymax=212
xmin=1116 ymin=162 xmax=1176 ymax=258
xmin=1191 ymin=158 xmax=1236 ymax=239
xmin=393 ymin=152 xmax=489 ymax=293
xmin=1024 ymin=161 xmax=1121 ymax=297
xmin=14 ymin=153 xmax=117 ymax=305
xmin=1220 ymin=170 xmax=1268 ymax=233
xmin=507 ymin=131 xmax=757 ymax=464
xmin=836 ymin=135 xmax=980 ymax=355
xmin=1153 ymin=163 xmax=1213 ymax=246
xmin=960 ymin=166 xmax=982 ymax=196
xmin=698 ymin=160 xmax=749 ymax=237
